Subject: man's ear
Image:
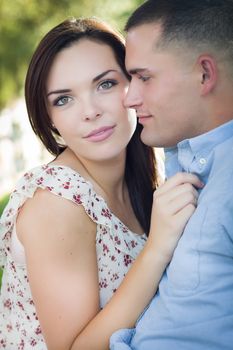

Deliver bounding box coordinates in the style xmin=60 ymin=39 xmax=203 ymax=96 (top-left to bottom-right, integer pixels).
xmin=198 ymin=55 xmax=217 ymax=95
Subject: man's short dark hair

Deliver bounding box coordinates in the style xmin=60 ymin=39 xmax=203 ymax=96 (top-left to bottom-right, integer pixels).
xmin=125 ymin=0 xmax=233 ymax=71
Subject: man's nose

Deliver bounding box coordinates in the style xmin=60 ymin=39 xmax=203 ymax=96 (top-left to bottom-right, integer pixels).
xmin=124 ymin=81 xmax=142 ymax=109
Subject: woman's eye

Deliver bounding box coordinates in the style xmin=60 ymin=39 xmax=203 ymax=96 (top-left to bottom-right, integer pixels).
xmin=98 ymin=80 xmax=117 ymax=90
xmin=54 ymin=96 xmax=72 ymax=106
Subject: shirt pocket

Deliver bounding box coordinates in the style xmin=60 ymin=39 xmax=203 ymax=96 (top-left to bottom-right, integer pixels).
xmin=166 ymin=206 xmax=208 ymax=293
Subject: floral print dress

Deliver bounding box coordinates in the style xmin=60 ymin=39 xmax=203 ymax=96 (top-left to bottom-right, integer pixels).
xmin=0 ymin=164 xmax=147 ymax=349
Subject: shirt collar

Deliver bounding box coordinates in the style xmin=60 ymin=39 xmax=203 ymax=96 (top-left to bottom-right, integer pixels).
xmin=181 ymin=120 xmax=233 ymax=155
xmin=165 ymin=120 xmax=233 ymax=179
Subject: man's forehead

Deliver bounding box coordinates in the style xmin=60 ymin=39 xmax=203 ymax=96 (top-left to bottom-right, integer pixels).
xmin=125 ymin=25 xmax=161 ymax=72
xmin=126 ymin=22 xmax=162 ymax=45
xmin=125 ymin=23 xmax=163 ymax=64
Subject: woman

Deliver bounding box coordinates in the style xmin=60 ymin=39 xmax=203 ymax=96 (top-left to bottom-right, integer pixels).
xmin=0 ymin=18 xmax=202 ymax=349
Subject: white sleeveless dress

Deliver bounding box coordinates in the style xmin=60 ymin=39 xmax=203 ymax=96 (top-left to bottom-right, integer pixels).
xmin=0 ymin=164 xmax=147 ymax=349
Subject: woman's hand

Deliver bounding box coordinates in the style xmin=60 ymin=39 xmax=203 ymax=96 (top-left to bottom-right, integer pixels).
xmin=148 ymin=172 xmax=204 ymax=261
xmin=68 ymin=173 xmax=204 ymax=350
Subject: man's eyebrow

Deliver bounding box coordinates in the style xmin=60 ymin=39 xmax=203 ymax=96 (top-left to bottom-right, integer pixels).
xmin=92 ymin=69 xmax=118 ymax=83
xmin=47 ymin=89 xmax=71 ymax=97
xmin=128 ymin=68 xmax=148 ymax=75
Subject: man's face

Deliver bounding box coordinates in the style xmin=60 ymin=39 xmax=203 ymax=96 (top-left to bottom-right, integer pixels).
xmin=124 ymin=23 xmax=205 ymax=148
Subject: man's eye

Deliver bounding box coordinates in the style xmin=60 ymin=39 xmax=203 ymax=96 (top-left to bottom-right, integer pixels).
xmin=98 ymin=80 xmax=117 ymax=90
xmin=54 ymin=96 xmax=72 ymax=106
xmin=138 ymin=76 xmax=150 ymax=82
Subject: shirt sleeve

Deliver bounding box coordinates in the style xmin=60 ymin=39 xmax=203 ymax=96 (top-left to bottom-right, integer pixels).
xmin=110 ymin=328 xmax=135 ymax=349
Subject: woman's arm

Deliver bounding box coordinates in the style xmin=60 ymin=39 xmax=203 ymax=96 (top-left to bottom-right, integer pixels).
xmin=17 ymin=188 xmax=100 ymax=350
xmin=17 ymin=173 xmax=202 ymax=350
xmin=70 ymin=172 xmax=203 ymax=350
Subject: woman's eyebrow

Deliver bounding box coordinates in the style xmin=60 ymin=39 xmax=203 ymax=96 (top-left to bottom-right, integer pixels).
xmin=46 ymin=70 xmax=118 ymax=97
xmin=92 ymin=69 xmax=117 ymax=83
xmin=47 ymin=89 xmax=71 ymax=97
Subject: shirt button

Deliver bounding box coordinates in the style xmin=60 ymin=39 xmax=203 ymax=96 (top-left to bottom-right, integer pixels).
xmin=199 ymin=158 xmax=207 ymax=165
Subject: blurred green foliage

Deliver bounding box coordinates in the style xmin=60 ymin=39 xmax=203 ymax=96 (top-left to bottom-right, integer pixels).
xmin=0 ymin=0 xmax=143 ymax=110
xmin=0 ymin=193 xmax=9 ymax=216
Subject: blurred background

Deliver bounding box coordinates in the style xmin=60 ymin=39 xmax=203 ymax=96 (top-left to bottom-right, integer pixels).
xmin=0 ymin=0 xmax=144 ymax=215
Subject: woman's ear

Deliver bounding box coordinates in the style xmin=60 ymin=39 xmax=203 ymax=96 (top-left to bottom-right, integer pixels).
xmin=198 ymin=55 xmax=217 ymax=95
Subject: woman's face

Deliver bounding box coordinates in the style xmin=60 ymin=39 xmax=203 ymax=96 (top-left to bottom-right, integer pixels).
xmin=46 ymin=39 xmax=136 ymax=162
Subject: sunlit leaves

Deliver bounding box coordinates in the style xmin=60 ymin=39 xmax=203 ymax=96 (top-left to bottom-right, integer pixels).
xmin=0 ymin=0 xmax=143 ymax=110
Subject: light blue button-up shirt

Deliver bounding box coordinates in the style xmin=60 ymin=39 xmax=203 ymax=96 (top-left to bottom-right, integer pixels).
xmin=110 ymin=120 xmax=233 ymax=350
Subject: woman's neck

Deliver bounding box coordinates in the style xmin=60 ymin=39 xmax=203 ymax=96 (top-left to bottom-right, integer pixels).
xmin=53 ymin=147 xmax=144 ymax=235
xmin=54 ymin=147 xmax=127 ymax=203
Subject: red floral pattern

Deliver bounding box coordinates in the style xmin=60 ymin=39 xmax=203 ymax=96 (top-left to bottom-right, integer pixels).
xmin=0 ymin=164 xmax=147 ymax=349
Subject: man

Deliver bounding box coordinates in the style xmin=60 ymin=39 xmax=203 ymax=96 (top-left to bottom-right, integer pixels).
xmin=110 ymin=1 xmax=233 ymax=349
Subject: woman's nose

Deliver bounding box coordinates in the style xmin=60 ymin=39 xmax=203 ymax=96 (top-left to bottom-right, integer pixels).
xmin=81 ymin=98 xmax=102 ymax=121
xmin=83 ymin=111 xmax=102 ymax=121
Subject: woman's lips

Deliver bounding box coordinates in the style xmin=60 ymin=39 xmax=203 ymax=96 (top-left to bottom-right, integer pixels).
xmin=84 ymin=126 xmax=116 ymax=142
